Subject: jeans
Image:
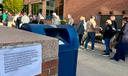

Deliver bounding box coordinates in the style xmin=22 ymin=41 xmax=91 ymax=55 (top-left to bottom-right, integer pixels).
xmin=104 ymin=38 xmax=111 ymax=54
xmin=85 ymin=32 xmax=95 ymax=50
xmin=102 ymin=39 xmax=106 ymax=50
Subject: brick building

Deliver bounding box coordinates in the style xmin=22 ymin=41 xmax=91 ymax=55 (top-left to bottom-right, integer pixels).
xmin=23 ymin=0 xmax=128 ymax=24
xmin=64 ymin=0 xmax=128 ymax=23
xmin=23 ymin=0 xmax=64 ymax=19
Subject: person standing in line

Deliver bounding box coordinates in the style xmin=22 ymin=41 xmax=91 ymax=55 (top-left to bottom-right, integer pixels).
xmin=20 ymin=13 xmax=30 ymax=27
xmin=110 ymin=15 xmax=118 ymax=32
xmin=28 ymin=14 xmax=33 ymax=23
xmin=81 ymin=16 xmax=87 ymax=46
xmin=2 ymin=10 xmax=8 ymax=26
xmin=14 ymin=12 xmax=22 ymax=29
xmin=38 ymin=13 xmax=45 ymax=24
xmin=77 ymin=16 xmax=86 ymax=45
xmin=109 ymin=15 xmax=118 ymax=51
xmin=67 ymin=14 xmax=74 ymax=26
xmin=7 ymin=13 xmax=13 ymax=27
xmin=111 ymin=17 xmax=128 ymax=61
xmin=84 ymin=16 xmax=96 ymax=50
xmin=31 ymin=15 xmax=38 ymax=24
xmin=102 ymin=19 xmax=113 ymax=56
xmin=52 ymin=12 xmax=60 ymax=25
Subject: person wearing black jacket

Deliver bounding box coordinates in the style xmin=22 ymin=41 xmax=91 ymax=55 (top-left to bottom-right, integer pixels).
xmin=102 ymin=19 xmax=113 ymax=56
xmin=111 ymin=17 xmax=128 ymax=61
xmin=110 ymin=15 xmax=118 ymax=32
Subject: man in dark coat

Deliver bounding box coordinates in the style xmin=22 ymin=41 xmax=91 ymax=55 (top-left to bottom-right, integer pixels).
xmin=102 ymin=19 xmax=113 ymax=56
xmin=110 ymin=15 xmax=118 ymax=32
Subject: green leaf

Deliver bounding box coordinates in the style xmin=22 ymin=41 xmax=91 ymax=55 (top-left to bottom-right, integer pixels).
xmin=3 ymin=0 xmax=23 ymax=14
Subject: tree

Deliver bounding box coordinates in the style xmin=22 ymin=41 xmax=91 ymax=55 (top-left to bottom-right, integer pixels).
xmin=3 ymin=0 xmax=23 ymax=14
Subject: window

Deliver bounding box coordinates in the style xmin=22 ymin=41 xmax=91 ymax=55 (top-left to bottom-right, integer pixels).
xmin=46 ymin=0 xmax=64 ymax=19
xmin=55 ymin=0 xmax=64 ymax=19
xmin=23 ymin=5 xmax=29 ymax=14
xmin=32 ymin=3 xmax=42 ymax=15
xmin=100 ymin=15 xmax=123 ymax=29
xmin=46 ymin=0 xmax=55 ymax=19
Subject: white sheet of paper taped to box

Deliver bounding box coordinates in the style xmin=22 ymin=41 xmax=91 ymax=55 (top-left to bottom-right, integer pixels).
xmin=0 ymin=43 xmax=42 ymax=76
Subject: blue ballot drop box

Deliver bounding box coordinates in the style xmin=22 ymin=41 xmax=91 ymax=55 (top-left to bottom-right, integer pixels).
xmin=21 ymin=24 xmax=80 ymax=76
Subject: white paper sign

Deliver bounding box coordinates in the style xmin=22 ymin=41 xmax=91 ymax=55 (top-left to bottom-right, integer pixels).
xmin=0 ymin=43 xmax=42 ymax=76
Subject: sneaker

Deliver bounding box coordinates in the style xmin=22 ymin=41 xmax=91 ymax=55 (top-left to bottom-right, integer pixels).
xmin=119 ymin=59 xmax=125 ymax=62
xmin=103 ymin=50 xmax=106 ymax=52
xmin=92 ymin=49 xmax=96 ymax=51
xmin=110 ymin=58 xmax=119 ymax=61
xmin=121 ymin=59 xmax=125 ymax=61
xmin=85 ymin=47 xmax=89 ymax=50
xmin=103 ymin=53 xmax=110 ymax=56
xmin=80 ymin=45 xmax=83 ymax=48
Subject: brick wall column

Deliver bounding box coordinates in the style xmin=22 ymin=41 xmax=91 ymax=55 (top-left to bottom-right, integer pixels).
xmin=63 ymin=0 xmax=66 ymax=18
xmin=37 ymin=59 xmax=58 ymax=76
xmin=28 ymin=3 xmax=32 ymax=15
xmin=42 ymin=0 xmax=46 ymax=16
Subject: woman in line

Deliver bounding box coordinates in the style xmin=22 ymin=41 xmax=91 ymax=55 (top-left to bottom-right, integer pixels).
xmin=111 ymin=17 xmax=128 ymax=61
xmin=77 ymin=16 xmax=86 ymax=45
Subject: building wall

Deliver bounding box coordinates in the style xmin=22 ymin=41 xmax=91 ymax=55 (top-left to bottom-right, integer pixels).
xmin=24 ymin=0 xmax=60 ymax=14
xmin=23 ymin=0 xmax=45 ymax=15
xmin=24 ymin=0 xmax=128 ymax=23
xmin=64 ymin=0 xmax=128 ymax=23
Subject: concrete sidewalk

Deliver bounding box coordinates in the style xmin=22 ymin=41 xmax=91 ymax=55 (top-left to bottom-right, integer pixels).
xmin=77 ymin=43 xmax=128 ymax=76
